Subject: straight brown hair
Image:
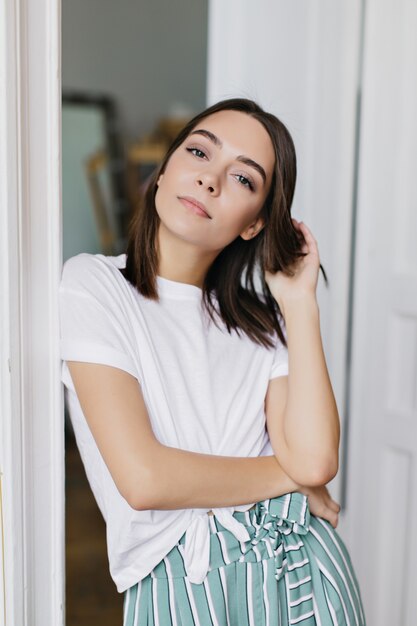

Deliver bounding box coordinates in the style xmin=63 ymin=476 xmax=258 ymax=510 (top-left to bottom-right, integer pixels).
xmin=120 ymin=98 xmax=328 ymax=350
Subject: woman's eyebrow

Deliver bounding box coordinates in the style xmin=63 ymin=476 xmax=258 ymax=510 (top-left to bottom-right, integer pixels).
xmin=189 ymin=129 xmax=267 ymax=186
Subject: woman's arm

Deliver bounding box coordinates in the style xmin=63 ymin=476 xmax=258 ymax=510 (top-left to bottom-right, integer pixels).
xmin=264 ymin=219 xmax=340 ymax=486
xmin=144 ymin=445 xmax=299 ymax=511
xmin=67 ymin=360 xmax=300 ymax=512
xmin=265 ymin=296 xmax=340 ymax=486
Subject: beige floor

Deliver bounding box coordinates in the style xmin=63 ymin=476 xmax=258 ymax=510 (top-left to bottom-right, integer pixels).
xmin=65 ymin=430 xmax=124 ymax=625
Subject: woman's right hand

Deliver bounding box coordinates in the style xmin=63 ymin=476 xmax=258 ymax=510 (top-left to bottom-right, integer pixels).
xmin=298 ymin=485 xmax=341 ymax=528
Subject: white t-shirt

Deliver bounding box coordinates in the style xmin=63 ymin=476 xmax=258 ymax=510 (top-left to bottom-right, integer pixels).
xmin=59 ymin=252 xmax=289 ymax=592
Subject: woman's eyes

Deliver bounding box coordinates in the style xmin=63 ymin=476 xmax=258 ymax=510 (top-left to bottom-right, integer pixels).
xmin=236 ymin=174 xmax=254 ymax=191
xmin=187 ymin=147 xmax=206 ymax=159
xmin=185 ymin=147 xmax=255 ymax=191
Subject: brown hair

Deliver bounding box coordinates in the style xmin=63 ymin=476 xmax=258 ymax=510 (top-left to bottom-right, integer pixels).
xmin=120 ymin=97 xmax=328 ymax=349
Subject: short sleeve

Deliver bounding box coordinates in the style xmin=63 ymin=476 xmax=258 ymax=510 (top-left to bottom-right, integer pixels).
xmin=59 ymin=254 xmax=139 ymax=383
xmin=269 ymin=318 xmax=289 ymax=379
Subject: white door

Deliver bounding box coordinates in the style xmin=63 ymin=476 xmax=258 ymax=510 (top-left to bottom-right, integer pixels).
xmin=346 ymin=0 xmax=417 ymax=624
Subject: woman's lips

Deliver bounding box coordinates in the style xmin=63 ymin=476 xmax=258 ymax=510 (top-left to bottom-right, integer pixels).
xmin=178 ymin=197 xmax=211 ymax=219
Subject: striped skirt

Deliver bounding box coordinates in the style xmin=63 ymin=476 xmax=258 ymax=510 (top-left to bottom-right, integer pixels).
xmin=123 ymin=492 xmax=366 ymax=625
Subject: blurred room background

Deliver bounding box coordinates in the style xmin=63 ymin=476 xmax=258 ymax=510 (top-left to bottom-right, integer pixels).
xmin=62 ymin=0 xmax=208 ymax=263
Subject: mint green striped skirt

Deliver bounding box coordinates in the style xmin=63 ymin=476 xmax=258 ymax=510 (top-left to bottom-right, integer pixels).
xmin=123 ymin=493 xmax=366 ymax=625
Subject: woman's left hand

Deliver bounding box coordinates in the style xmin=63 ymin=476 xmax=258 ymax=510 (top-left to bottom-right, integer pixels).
xmin=299 ymin=484 xmax=341 ymax=529
xmin=264 ymin=218 xmax=320 ymax=307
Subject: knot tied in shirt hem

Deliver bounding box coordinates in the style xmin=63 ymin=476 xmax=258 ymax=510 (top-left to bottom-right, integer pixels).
xmin=184 ymin=507 xmax=251 ymax=584
xmin=183 ymin=494 xmax=311 ymax=586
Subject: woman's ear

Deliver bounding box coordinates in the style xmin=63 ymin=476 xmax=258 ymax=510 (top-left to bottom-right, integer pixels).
xmin=157 ymin=174 xmax=164 ymax=187
xmin=240 ymin=216 xmax=265 ymax=240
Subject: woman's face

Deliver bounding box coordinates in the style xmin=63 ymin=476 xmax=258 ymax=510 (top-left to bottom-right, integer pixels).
xmin=154 ymin=109 xmax=275 ymax=252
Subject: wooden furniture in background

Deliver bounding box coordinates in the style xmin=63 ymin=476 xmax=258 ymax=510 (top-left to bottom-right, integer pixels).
xmin=126 ymin=115 xmax=191 ymax=210
xmin=85 ymin=149 xmax=118 ymax=255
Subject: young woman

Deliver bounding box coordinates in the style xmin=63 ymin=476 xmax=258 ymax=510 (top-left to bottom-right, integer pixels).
xmin=59 ymin=98 xmax=366 ymax=625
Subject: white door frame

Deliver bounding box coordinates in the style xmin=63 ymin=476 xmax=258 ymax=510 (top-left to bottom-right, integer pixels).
xmin=0 ymin=0 xmax=64 ymax=624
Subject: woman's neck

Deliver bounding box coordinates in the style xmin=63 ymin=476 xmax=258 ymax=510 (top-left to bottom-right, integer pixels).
xmin=156 ymin=222 xmax=219 ymax=289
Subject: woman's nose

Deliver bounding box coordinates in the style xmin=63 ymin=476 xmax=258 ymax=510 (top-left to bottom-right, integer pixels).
xmin=195 ymin=170 xmax=220 ymax=194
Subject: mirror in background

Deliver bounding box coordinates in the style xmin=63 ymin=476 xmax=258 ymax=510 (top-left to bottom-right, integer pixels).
xmin=62 ymin=91 xmax=128 ymax=260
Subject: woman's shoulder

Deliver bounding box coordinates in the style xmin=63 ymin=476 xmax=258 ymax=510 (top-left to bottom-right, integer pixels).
xmin=60 ymin=252 xmax=127 ymax=297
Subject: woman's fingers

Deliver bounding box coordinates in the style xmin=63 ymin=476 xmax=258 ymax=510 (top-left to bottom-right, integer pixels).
xmin=323 ymin=489 xmax=341 ymax=526
xmin=315 ymin=491 xmax=340 ymax=528
xmin=292 ymin=218 xmax=319 ymax=248
xmin=324 ymin=500 xmax=340 ymax=528
xmin=321 ymin=502 xmax=339 ymax=527
xmin=327 ymin=497 xmax=341 ymax=513
xmin=318 ymin=505 xmax=338 ymax=528
xmin=292 ymin=218 xmax=314 ymax=255
xmin=329 ymin=512 xmax=339 ymax=528
xmin=301 ymin=486 xmax=340 ymax=528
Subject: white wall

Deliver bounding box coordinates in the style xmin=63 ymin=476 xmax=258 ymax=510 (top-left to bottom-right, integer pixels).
xmin=62 ymin=0 xmax=208 ymax=140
